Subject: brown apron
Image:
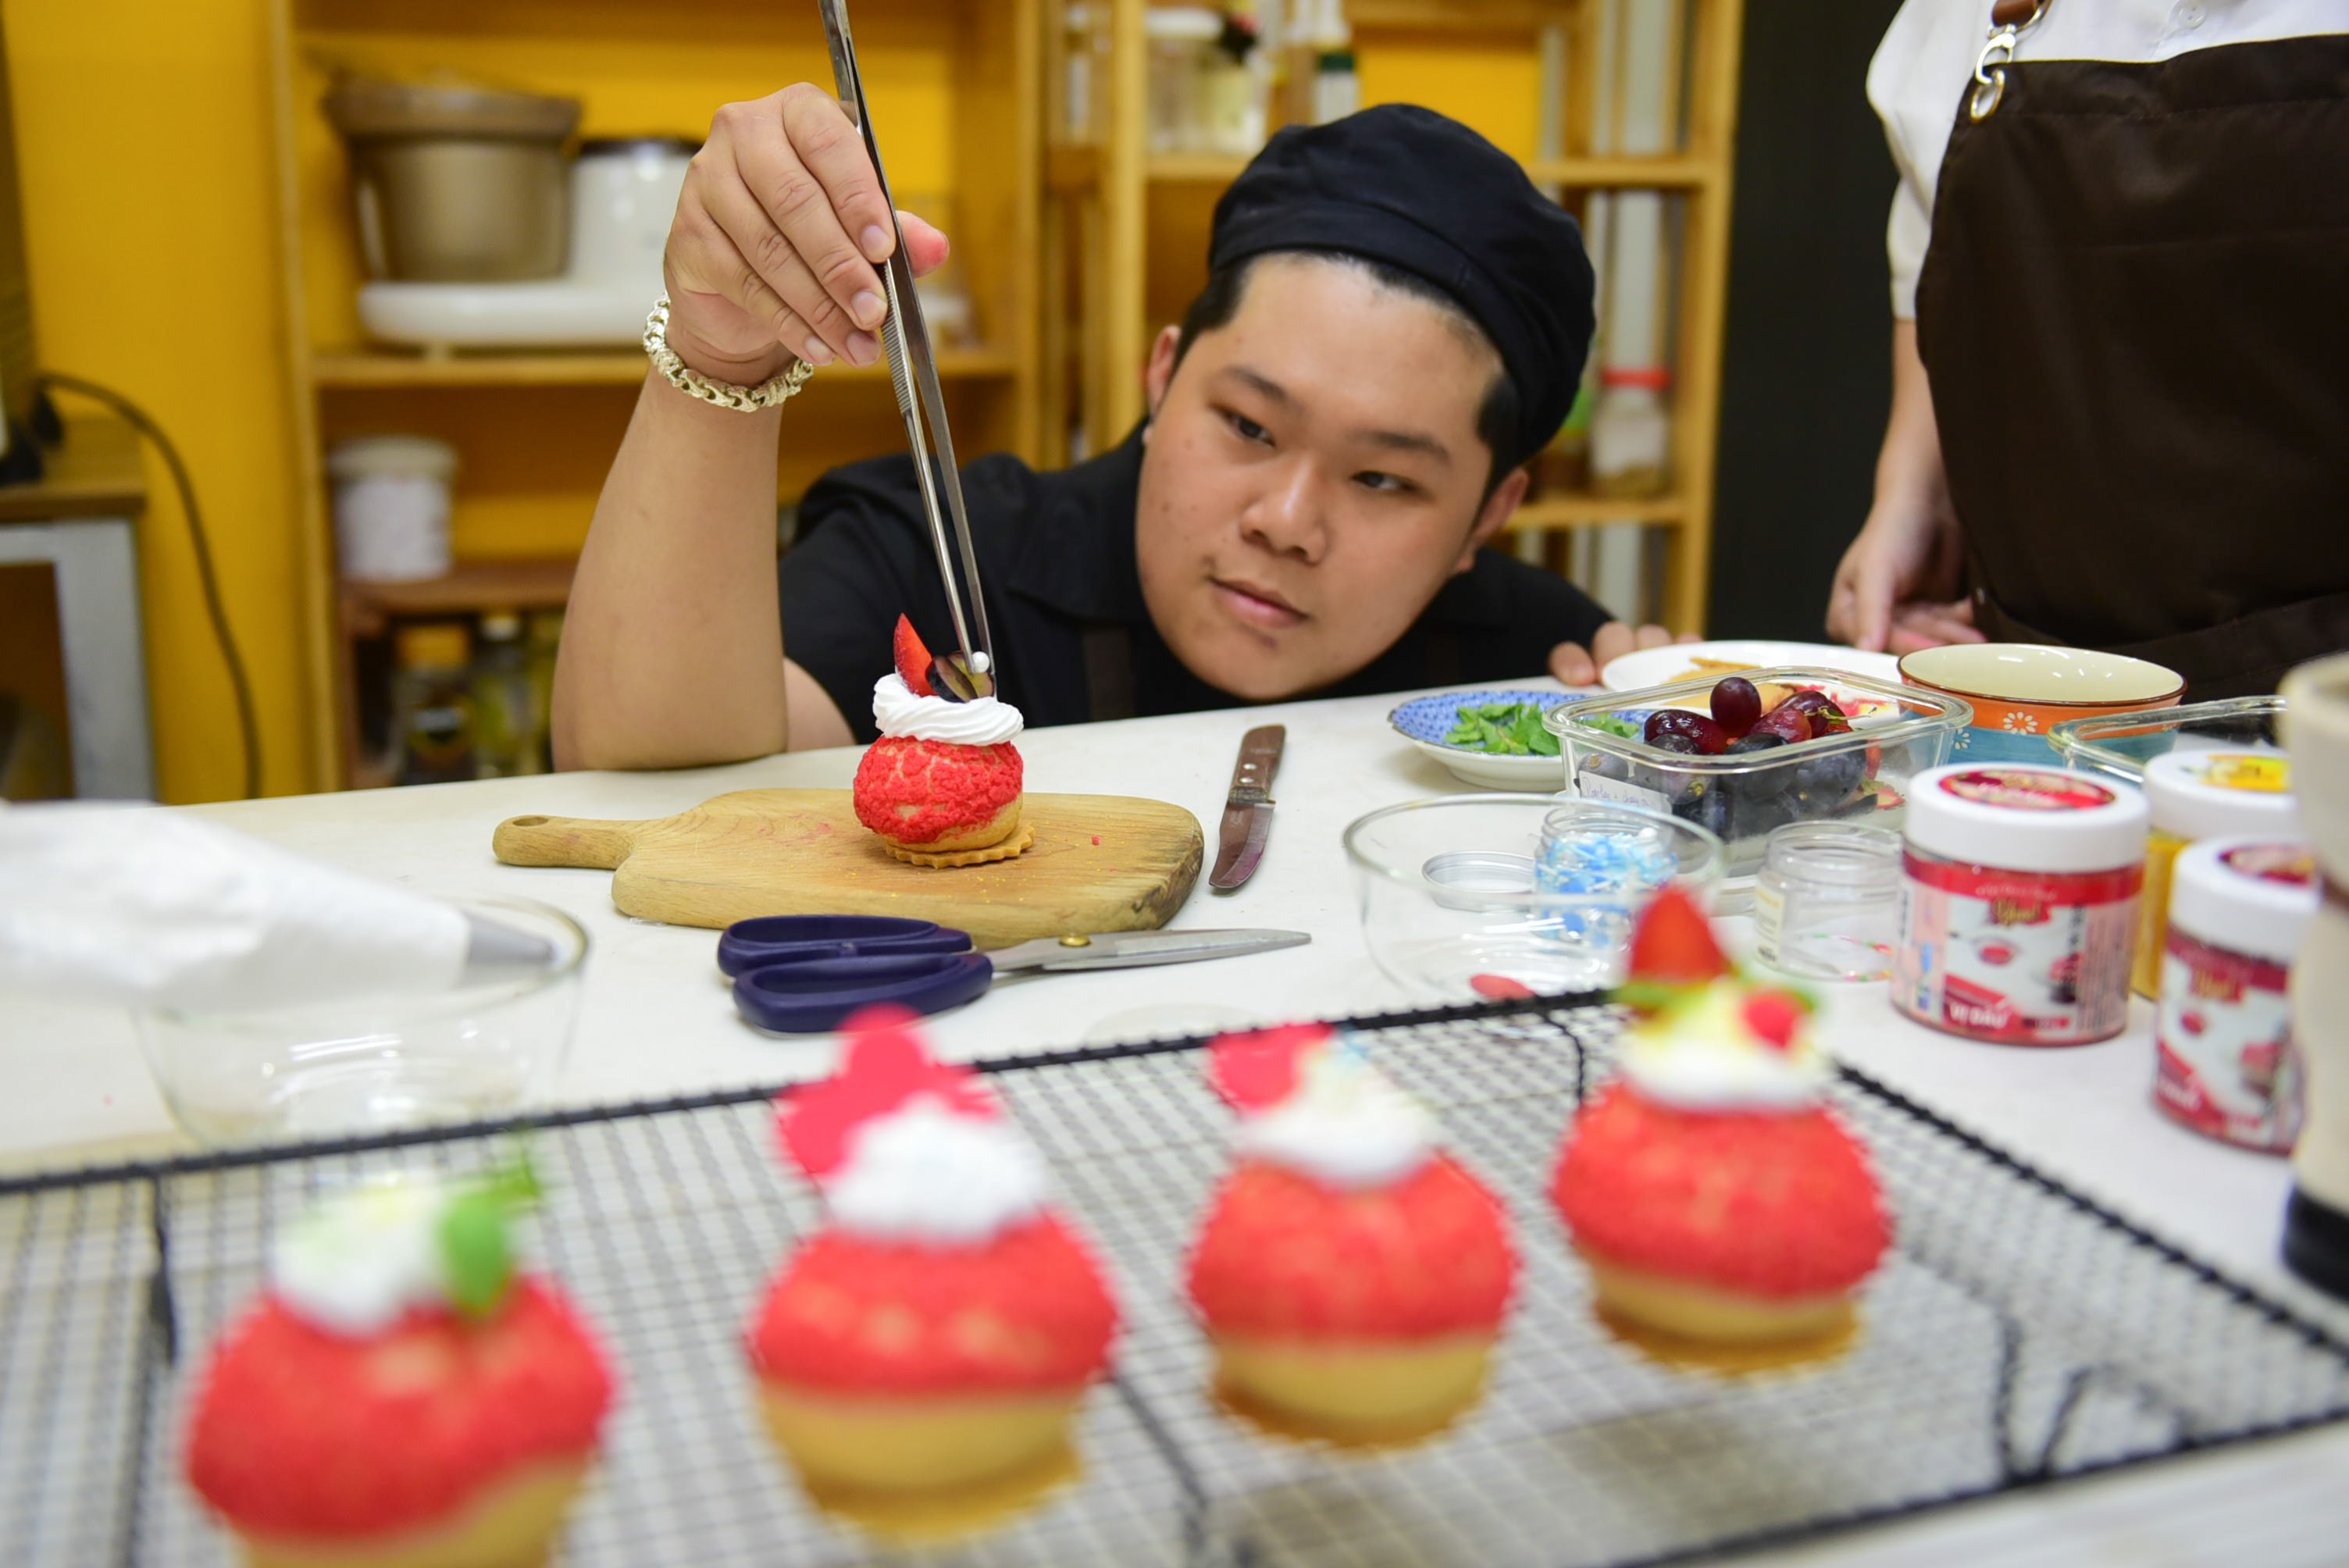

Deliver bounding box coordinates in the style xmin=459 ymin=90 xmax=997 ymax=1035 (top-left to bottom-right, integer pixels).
xmin=1914 ymin=30 xmax=2349 ymax=698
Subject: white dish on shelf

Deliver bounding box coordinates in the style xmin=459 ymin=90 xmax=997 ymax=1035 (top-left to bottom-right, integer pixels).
xmin=1601 ymin=640 xmax=1902 ymax=695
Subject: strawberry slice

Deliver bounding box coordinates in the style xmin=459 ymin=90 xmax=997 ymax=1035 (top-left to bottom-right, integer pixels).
xmin=1627 ymin=886 xmax=1731 ymax=985
xmin=892 ymin=615 xmax=936 ymax=697
xmin=1209 ymin=1023 xmax=1335 ymax=1112
xmin=1740 ymin=989 xmax=1809 ymax=1051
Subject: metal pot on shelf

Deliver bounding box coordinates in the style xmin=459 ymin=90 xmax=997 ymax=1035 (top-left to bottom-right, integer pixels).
xmin=326 ymin=76 xmax=582 ymax=282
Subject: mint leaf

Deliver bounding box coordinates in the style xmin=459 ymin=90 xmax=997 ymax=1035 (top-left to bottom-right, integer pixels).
xmin=438 ymin=1192 xmax=514 ymax=1317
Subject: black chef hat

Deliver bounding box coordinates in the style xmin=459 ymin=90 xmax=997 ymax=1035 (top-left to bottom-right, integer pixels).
xmin=1208 ymin=104 xmax=1597 ymax=474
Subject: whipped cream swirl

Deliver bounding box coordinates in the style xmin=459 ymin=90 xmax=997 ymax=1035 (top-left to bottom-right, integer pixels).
xmin=272 ymin=1175 xmax=455 ymax=1337
xmin=1619 ymin=980 xmax=1834 ymax=1113
xmin=872 ymin=674 xmax=1024 ymax=747
xmin=1237 ymin=1040 xmax=1437 ymax=1189
xmin=824 ymin=1095 xmax=1050 ymax=1245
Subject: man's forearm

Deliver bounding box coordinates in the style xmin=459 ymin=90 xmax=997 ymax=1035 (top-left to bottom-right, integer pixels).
xmin=554 ymin=371 xmax=790 ymax=770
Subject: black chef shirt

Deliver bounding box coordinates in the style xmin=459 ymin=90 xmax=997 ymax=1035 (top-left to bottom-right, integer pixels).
xmin=779 ymin=429 xmax=1613 ymax=744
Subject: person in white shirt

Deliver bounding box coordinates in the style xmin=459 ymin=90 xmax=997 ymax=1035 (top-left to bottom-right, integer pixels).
xmin=1826 ymin=0 xmax=2348 ymax=696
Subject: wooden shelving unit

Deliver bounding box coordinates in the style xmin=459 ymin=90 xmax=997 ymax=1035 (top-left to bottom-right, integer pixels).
xmin=267 ymin=0 xmax=1043 ymax=789
xmin=1044 ymin=0 xmax=1742 ymax=633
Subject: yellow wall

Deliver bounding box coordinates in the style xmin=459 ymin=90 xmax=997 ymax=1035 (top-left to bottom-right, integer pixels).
xmin=6 ymin=0 xmax=311 ymax=803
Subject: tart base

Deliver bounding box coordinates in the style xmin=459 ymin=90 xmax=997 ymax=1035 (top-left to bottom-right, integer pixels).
xmin=1209 ymin=1334 xmax=1493 ymax=1449
xmin=1581 ymin=1251 xmax=1859 ymax=1374
xmin=758 ymin=1381 xmax=1080 ymax=1485
xmin=884 ymin=824 xmax=1034 ymax=868
xmin=226 ymin=1459 xmax=586 ymax=1568
xmin=875 ymin=796 xmax=1024 ymax=856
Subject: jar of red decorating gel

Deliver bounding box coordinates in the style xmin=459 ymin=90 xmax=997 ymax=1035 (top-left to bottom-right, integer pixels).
xmin=1892 ymin=764 xmax=2149 ymax=1045
xmin=2155 ymin=838 xmax=2317 ymax=1153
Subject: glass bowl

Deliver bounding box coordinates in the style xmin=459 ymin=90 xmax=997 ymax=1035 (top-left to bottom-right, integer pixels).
xmin=1545 ymin=667 xmax=1969 ymax=903
xmin=1343 ymin=794 xmax=1723 ymax=1003
xmin=134 ymin=893 xmax=587 ymax=1147
xmin=2050 ymin=694 xmax=2287 ymax=782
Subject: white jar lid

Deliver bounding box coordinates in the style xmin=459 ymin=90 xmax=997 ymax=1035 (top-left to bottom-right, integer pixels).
xmin=1145 ymin=7 xmax=1224 ymax=40
xmin=2169 ymin=837 xmax=2318 ymax=963
xmin=2143 ymin=748 xmax=2299 ymax=839
xmin=327 ymin=434 xmax=458 ymax=483
xmin=1903 ymin=764 xmax=2149 ymax=872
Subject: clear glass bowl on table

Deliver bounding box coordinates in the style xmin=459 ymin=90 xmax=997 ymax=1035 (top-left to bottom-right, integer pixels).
xmin=133 ymin=893 xmax=587 ymax=1148
xmin=1343 ymin=794 xmax=1723 ymax=1003
xmin=1545 ymin=667 xmax=1969 ymax=908
xmin=2051 ymin=694 xmax=2289 ymax=782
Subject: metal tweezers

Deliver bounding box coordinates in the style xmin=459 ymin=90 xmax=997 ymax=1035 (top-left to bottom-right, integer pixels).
xmin=818 ymin=0 xmax=997 ymax=690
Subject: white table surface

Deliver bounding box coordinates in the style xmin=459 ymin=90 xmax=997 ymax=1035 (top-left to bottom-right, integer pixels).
xmin=7 ymin=686 xmax=2348 ymax=1565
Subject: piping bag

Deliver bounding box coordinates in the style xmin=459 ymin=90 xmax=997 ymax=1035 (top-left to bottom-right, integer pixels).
xmin=0 ymin=803 xmax=557 ymax=1014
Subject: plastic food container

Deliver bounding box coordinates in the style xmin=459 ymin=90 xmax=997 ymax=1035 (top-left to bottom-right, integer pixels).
xmin=2051 ymin=694 xmax=2287 ymax=782
xmin=134 ymin=893 xmax=586 ymax=1147
xmin=2155 ymin=838 xmax=2317 ymax=1153
xmin=1892 ymin=765 xmax=2148 ymax=1046
xmin=329 ymin=434 xmax=458 ymax=582
xmin=1545 ymin=668 xmax=1969 ymax=905
xmin=1344 ymin=794 xmax=1723 ymax=1002
xmin=2131 ymin=749 xmax=2301 ymax=998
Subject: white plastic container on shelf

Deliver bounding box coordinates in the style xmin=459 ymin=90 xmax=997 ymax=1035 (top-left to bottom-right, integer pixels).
xmin=327 ymin=435 xmax=458 ymax=583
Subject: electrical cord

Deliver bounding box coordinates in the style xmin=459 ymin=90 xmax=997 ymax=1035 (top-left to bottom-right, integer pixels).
xmin=37 ymin=373 xmax=262 ymax=800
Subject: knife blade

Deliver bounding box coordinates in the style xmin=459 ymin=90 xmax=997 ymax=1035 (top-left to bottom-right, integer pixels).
xmin=1209 ymin=724 xmax=1285 ymax=891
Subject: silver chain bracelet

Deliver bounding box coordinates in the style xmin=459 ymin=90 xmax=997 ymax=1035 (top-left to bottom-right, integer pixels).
xmin=642 ymin=295 xmax=815 ymax=412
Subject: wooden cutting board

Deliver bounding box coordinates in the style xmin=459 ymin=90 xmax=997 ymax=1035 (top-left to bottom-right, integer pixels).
xmin=492 ymin=789 xmax=1204 ymax=947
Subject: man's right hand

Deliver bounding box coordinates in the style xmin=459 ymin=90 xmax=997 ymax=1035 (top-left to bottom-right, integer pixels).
xmin=662 ymin=85 xmax=952 ymax=386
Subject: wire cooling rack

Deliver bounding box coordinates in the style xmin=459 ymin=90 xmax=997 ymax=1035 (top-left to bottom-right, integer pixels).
xmin=6 ymin=998 xmax=2349 ymax=1568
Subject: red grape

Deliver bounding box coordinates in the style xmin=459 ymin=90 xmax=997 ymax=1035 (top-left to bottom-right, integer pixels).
xmin=1709 ymin=676 xmax=1762 ymax=738
xmin=1645 ymin=708 xmax=1730 ymax=755
xmin=1752 ymin=705 xmax=1812 ymax=744
xmin=1777 ymin=690 xmax=1834 ymax=719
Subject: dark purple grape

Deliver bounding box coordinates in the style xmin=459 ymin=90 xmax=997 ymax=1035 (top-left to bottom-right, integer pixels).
xmin=1649 ymin=730 xmax=1702 ymax=756
xmin=1725 ymin=732 xmax=1794 ymax=799
xmin=1709 ymin=676 xmax=1762 ymax=738
xmin=1644 ymin=709 xmax=1731 ymax=754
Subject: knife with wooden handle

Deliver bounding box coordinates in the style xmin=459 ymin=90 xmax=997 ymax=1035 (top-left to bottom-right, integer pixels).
xmin=1209 ymin=725 xmax=1285 ymax=891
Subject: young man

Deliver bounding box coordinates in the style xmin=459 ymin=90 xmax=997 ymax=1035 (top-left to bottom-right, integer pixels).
xmin=557 ymin=98 xmax=1678 ymax=768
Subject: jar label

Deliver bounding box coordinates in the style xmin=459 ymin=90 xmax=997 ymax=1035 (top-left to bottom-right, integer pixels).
xmin=1574 ymin=764 xmax=1670 ymax=815
xmin=2218 ymin=843 xmax=2315 ymax=889
xmin=2155 ymin=929 xmax=2301 ymax=1152
xmin=1938 ymin=768 xmax=2116 ymax=811
xmin=2190 ymin=753 xmax=2291 ymax=794
xmin=1893 ymin=868 xmax=2137 ymax=1043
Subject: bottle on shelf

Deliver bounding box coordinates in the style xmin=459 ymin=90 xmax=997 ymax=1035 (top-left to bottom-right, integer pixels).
xmin=1295 ymin=0 xmax=1356 ymax=124
xmin=471 ymin=610 xmax=546 ymax=779
xmin=1590 ymin=365 xmax=1674 ymax=499
xmin=391 ymin=622 xmax=476 ymax=786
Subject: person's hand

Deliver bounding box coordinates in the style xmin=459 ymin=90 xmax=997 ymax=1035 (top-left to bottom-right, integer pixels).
xmin=662 ymin=85 xmax=952 ymax=387
xmin=1549 ymin=621 xmax=1698 ymax=687
xmin=1827 ymin=482 xmax=1984 ymax=655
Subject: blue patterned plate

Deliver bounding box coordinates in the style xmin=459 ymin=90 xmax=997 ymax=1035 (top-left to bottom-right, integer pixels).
xmin=1388 ymin=689 xmax=1581 ymax=790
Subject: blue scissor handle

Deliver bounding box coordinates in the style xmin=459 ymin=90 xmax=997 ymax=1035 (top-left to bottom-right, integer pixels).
xmin=716 ymin=915 xmax=970 ymax=977
xmin=733 ymin=951 xmax=996 ymax=1034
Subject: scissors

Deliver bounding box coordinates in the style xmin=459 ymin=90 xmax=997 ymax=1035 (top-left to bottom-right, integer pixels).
xmin=721 ymin=914 xmax=1311 ymax=1033
xmin=818 ymin=0 xmax=995 ymax=698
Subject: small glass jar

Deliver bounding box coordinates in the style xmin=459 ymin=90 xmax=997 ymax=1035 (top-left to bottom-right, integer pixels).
xmin=1752 ymin=822 xmax=1902 ymax=982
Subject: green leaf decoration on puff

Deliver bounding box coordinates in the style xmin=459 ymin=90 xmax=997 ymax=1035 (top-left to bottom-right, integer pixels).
xmin=435 ymin=1154 xmax=541 ymax=1319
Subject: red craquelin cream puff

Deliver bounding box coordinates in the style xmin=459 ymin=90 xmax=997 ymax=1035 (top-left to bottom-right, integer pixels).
xmin=853 ymin=615 xmax=1028 ymax=866
xmin=185 ymin=1166 xmax=615 ymax=1568
xmin=747 ymin=1009 xmax=1117 ymax=1538
xmin=1552 ymin=887 xmax=1891 ymax=1371
xmin=1186 ymin=1025 xmax=1517 ymax=1446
